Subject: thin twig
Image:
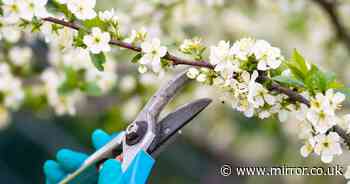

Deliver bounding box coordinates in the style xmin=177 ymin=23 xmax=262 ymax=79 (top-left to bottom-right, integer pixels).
xmin=312 ymin=0 xmax=350 ymax=52
xmin=42 ymin=17 xmax=350 ymax=146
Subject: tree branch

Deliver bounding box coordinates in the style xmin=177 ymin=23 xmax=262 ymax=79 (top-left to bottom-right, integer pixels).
xmin=312 ymin=0 xmax=350 ymax=52
xmin=42 ymin=17 xmax=350 ymax=146
xmin=42 ymin=17 xmax=214 ymax=69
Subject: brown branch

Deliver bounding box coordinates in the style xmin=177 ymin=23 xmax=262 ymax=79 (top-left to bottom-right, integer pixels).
xmin=42 ymin=16 xmax=350 ymax=146
xmin=42 ymin=17 xmax=80 ymax=30
xmin=43 ymin=17 xmax=214 ymax=69
xmin=313 ymin=0 xmax=350 ymax=52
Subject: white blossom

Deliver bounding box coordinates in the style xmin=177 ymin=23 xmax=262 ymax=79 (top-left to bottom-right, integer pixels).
xmin=209 ymin=41 xmax=239 ymax=78
xmin=83 ymin=27 xmax=111 ymax=54
xmin=314 ymin=132 xmax=342 ymax=163
xmin=231 ymin=38 xmax=255 ymax=61
xmin=247 ymin=71 xmax=276 ymax=108
xmin=99 ymin=8 xmax=118 ymax=23
xmin=325 ymin=89 xmax=345 ymax=111
xmin=307 ymin=92 xmax=337 ymax=134
xmin=19 ymin=0 xmax=48 ymax=20
xmin=139 ymin=38 xmax=167 ymax=73
xmin=251 ymin=40 xmax=282 ymax=71
xmin=307 ymin=109 xmax=336 ymax=134
xmin=179 ymin=37 xmax=204 ymax=55
xmin=300 ymin=137 xmax=316 ymax=157
xmin=2 ymin=0 xmax=21 ymax=23
xmin=67 ymin=0 xmax=96 ymax=20
xmin=124 ymin=28 xmax=147 ymax=44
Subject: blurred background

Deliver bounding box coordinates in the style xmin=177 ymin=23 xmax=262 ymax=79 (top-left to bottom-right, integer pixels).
xmin=1 ymin=0 xmax=350 ymax=183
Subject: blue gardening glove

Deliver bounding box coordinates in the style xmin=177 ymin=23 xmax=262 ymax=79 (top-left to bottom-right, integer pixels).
xmin=43 ymin=129 xmax=155 ymax=184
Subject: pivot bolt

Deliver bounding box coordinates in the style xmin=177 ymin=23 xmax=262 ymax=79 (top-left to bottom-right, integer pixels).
xmin=125 ymin=121 xmax=147 ymax=145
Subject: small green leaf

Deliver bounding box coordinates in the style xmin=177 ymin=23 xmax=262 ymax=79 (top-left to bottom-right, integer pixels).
xmin=304 ymin=65 xmax=327 ymax=93
xmin=292 ymin=49 xmax=308 ymax=75
xmin=52 ymin=1 xmax=75 ymax=21
xmin=73 ymin=29 xmax=87 ymax=48
xmin=286 ymin=63 xmax=305 ymax=81
xmin=90 ymin=52 xmax=106 ymax=71
xmin=272 ymin=75 xmax=304 ymax=87
xmin=83 ymin=17 xmax=107 ymax=30
xmin=80 ymin=82 xmax=102 ymax=96
xmin=131 ymin=53 xmax=142 ymax=63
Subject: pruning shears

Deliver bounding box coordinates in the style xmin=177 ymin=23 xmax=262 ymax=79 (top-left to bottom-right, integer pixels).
xmin=58 ymin=70 xmax=212 ymax=184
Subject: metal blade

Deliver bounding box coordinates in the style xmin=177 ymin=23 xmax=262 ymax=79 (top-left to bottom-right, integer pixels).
xmin=135 ymin=70 xmax=190 ymax=122
xmin=148 ymin=98 xmax=212 ymax=156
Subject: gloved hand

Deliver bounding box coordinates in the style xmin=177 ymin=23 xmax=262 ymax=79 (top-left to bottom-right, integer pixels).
xmin=43 ymin=129 xmax=155 ymax=184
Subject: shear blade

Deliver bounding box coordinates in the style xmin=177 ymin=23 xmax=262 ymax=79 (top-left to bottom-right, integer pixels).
xmin=148 ymin=98 xmax=211 ymax=156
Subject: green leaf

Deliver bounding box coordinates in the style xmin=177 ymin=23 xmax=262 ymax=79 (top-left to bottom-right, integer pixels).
xmin=272 ymin=75 xmax=304 ymax=87
xmin=131 ymin=53 xmax=142 ymax=63
xmin=286 ymin=63 xmax=305 ymax=81
xmin=73 ymin=29 xmax=87 ymax=48
xmin=83 ymin=17 xmax=107 ymax=30
xmin=90 ymin=52 xmax=106 ymax=71
xmin=292 ymin=49 xmax=308 ymax=75
xmin=80 ymin=82 xmax=102 ymax=96
xmin=304 ymin=65 xmax=327 ymax=92
xmin=52 ymin=1 xmax=75 ymax=21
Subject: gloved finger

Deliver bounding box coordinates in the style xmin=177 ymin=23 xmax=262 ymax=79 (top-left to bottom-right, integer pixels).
xmin=44 ymin=160 xmax=67 ymax=184
xmin=92 ymin=129 xmax=118 ymax=150
xmin=56 ymin=149 xmax=88 ymax=172
xmin=124 ymin=151 xmax=155 ymax=184
xmin=98 ymin=159 xmax=124 ymax=184
xmin=46 ymin=178 xmax=53 ymax=184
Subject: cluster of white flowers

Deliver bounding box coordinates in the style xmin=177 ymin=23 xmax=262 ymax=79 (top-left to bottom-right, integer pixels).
xmin=187 ymin=38 xmax=350 ymax=167
xmin=187 ymin=38 xmax=285 ymax=119
xmin=300 ymin=132 xmax=342 ymax=163
xmin=2 ymin=0 xmax=48 ymax=22
xmin=295 ymin=89 xmax=349 ymax=163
